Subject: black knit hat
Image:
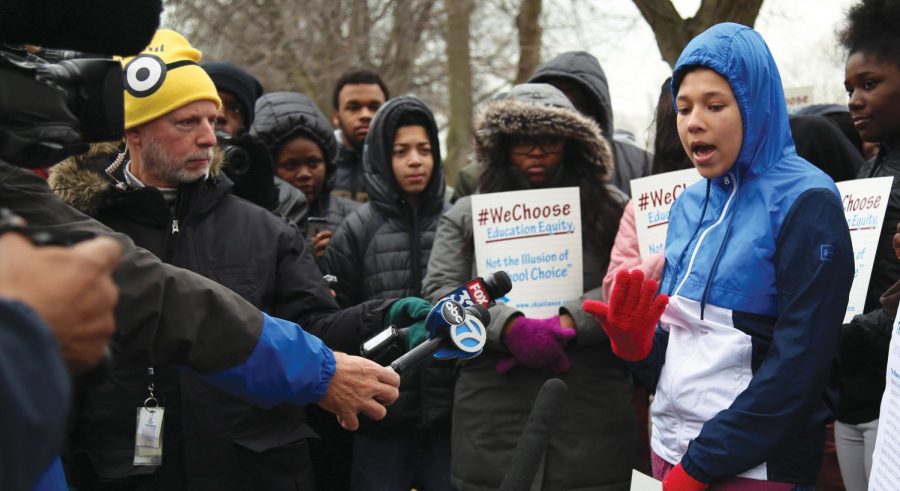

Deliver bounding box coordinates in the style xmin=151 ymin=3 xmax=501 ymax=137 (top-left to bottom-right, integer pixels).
xmin=202 ymin=61 xmax=264 ymax=127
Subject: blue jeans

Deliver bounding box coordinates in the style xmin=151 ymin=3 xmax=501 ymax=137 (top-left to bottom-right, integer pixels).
xmin=351 ymin=427 xmax=452 ymax=491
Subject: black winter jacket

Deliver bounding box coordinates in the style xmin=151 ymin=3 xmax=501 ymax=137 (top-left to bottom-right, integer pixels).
xmin=859 ymin=145 xmax=900 ymax=313
xmin=326 ymin=97 xmax=452 ymax=429
xmin=837 ymin=145 xmax=900 ymax=425
xmin=50 ymin=146 xmax=391 ymax=489
xmin=333 ymin=130 xmax=368 ymax=203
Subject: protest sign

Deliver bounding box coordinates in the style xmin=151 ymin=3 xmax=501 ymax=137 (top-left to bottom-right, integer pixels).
xmin=630 ymin=168 xmax=703 ymax=261
xmin=837 ymin=176 xmax=893 ymax=323
xmin=471 ymin=188 xmax=582 ymax=317
xmin=784 ymin=85 xmax=814 ymax=112
xmin=867 ymin=306 xmax=900 ymax=490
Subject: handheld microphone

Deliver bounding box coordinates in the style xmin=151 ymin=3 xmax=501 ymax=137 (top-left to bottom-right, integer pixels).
xmin=442 ymin=270 xmax=512 ymax=308
xmin=499 ymin=378 xmax=569 ymax=491
xmin=361 ymin=272 xmax=510 ymax=365
xmin=388 ymin=300 xmax=489 ymax=375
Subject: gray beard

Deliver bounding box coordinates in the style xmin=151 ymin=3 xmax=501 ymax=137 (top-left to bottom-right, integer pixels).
xmin=141 ymin=135 xmax=212 ymax=186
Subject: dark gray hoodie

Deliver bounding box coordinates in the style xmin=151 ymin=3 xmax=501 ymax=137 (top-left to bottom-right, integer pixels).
xmin=528 ymin=51 xmax=651 ymax=196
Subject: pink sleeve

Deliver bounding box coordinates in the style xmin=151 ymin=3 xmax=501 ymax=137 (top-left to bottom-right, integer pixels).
xmin=602 ymin=201 xmax=665 ymax=301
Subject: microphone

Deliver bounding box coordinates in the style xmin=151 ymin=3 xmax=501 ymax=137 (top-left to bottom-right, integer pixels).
xmin=441 ymin=270 xmax=512 ymax=308
xmin=388 ymin=301 xmax=489 ymax=375
xmin=0 ymin=0 xmax=162 ymax=56
xmin=498 ymin=378 xmax=569 ymax=491
xmin=361 ymin=272 xmax=511 ymax=365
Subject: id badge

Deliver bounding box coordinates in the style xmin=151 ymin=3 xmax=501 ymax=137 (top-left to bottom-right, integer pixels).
xmin=134 ymin=406 xmax=164 ymax=465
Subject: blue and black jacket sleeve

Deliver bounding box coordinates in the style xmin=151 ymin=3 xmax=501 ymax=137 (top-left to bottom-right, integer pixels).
xmin=190 ymin=313 xmax=336 ymax=409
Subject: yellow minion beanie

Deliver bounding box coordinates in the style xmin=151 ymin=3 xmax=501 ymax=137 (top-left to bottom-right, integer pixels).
xmin=121 ymin=30 xmax=221 ymax=130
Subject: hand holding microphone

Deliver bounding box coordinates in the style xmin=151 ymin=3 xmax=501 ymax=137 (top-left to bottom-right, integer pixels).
xmin=388 ymin=300 xmax=490 ymax=374
xmin=362 ymin=272 xmax=511 ymax=370
xmin=582 ymin=269 xmax=668 ymax=362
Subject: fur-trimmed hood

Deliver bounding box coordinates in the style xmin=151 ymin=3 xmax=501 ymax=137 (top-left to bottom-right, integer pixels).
xmin=49 ymin=142 xmax=228 ymax=217
xmin=473 ymin=85 xmax=614 ymax=181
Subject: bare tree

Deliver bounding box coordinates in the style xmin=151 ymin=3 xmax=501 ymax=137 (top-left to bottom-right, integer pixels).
xmin=631 ymin=0 xmax=764 ymax=66
xmin=163 ymin=0 xmax=552 ymax=180
xmin=444 ymin=0 xmax=476 ymax=185
xmin=514 ymin=0 xmax=543 ymax=84
xmin=165 ymin=0 xmax=439 ymax=115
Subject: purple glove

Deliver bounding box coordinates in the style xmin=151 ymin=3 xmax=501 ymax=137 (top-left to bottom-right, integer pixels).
xmin=496 ymin=316 xmax=576 ymax=374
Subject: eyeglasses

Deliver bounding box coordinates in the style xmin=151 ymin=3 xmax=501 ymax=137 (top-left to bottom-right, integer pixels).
xmin=510 ymin=136 xmax=565 ymax=155
xmin=276 ymin=158 xmax=324 ymax=172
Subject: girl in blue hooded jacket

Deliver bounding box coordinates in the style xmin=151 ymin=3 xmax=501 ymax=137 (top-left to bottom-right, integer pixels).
xmin=585 ymin=23 xmax=854 ymax=490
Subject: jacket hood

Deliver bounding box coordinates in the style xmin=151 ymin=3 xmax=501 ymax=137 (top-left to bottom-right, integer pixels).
xmin=49 ymin=142 xmax=229 ymax=217
xmin=672 ymin=22 xmax=794 ymax=186
xmin=251 ymin=91 xmax=337 ymax=178
xmin=528 ymin=51 xmax=615 ymax=140
xmin=474 ymin=84 xmax=614 ymax=182
xmin=363 ymin=96 xmax=445 ymax=218
xmin=202 ymin=61 xmax=264 ymax=127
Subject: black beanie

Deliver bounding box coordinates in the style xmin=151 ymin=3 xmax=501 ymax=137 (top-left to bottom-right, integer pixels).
xmin=202 ymin=61 xmax=264 ymax=127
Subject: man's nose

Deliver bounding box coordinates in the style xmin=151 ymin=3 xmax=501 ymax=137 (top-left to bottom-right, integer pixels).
xmin=198 ymin=119 xmax=217 ymax=146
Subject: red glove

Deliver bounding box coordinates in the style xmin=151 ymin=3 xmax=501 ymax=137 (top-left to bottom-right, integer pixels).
xmin=662 ymin=463 xmax=708 ymax=491
xmin=582 ymin=269 xmax=668 ymax=361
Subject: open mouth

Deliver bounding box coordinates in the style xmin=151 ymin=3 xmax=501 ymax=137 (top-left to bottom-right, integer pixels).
xmin=690 ymin=143 xmax=716 ymax=160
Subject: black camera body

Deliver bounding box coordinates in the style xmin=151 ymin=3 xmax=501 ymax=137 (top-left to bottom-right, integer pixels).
xmin=215 ymin=130 xmax=252 ymax=177
xmin=0 ymin=49 xmax=124 ymax=168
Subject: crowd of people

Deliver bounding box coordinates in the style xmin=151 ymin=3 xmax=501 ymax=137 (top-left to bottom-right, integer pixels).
xmin=5 ymin=0 xmax=900 ymax=490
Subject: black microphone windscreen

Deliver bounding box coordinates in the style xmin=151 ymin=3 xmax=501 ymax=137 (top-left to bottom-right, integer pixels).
xmin=0 ymin=0 xmax=162 ymax=55
xmin=485 ymin=270 xmax=512 ymax=299
xmin=498 ymin=378 xmax=569 ymax=491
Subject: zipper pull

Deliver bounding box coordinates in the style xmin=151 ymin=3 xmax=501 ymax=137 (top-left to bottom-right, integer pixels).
xmin=171 ymin=219 xmax=180 ymax=234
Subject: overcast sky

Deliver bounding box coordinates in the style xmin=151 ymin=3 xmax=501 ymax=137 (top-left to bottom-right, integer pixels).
xmin=541 ymin=0 xmax=858 ymax=147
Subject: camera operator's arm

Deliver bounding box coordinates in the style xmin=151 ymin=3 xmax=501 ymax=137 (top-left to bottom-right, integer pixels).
xmin=0 ymin=232 xmax=122 ymax=372
xmin=0 ymin=232 xmax=120 ymax=491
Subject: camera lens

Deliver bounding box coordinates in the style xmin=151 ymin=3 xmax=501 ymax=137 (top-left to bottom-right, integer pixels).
xmin=215 ymin=131 xmax=251 ymax=176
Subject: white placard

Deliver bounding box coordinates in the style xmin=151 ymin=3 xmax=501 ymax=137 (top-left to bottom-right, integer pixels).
xmin=867 ymin=307 xmax=900 ymax=490
xmin=631 ymin=470 xmax=662 ymax=491
xmin=784 ymin=85 xmax=814 ymax=111
xmin=471 ymin=188 xmax=583 ymax=317
xmin=837 ymin=177 xmax=893 ymax=323
xmin=630 ymin=168 xmax=703 ymax=261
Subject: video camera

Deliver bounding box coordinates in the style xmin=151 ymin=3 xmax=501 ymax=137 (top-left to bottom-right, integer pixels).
xmin=0 ymin=47 xmax=124 ymax=169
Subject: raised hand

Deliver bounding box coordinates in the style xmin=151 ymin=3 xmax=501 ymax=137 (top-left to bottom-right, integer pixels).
xmin=582 ymin=269 xmax=668 ymax=362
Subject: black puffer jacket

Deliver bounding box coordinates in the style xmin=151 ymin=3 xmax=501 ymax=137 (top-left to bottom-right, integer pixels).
xmin=528 ymin=51 xmax=651 ymax=197
xmin=50 ymin=145 xmax=390 ymax=489
xmin=325 ymin=96 xmax=451 ymax=429
xmin=252 ymin=92 xmax=360 ymax=234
